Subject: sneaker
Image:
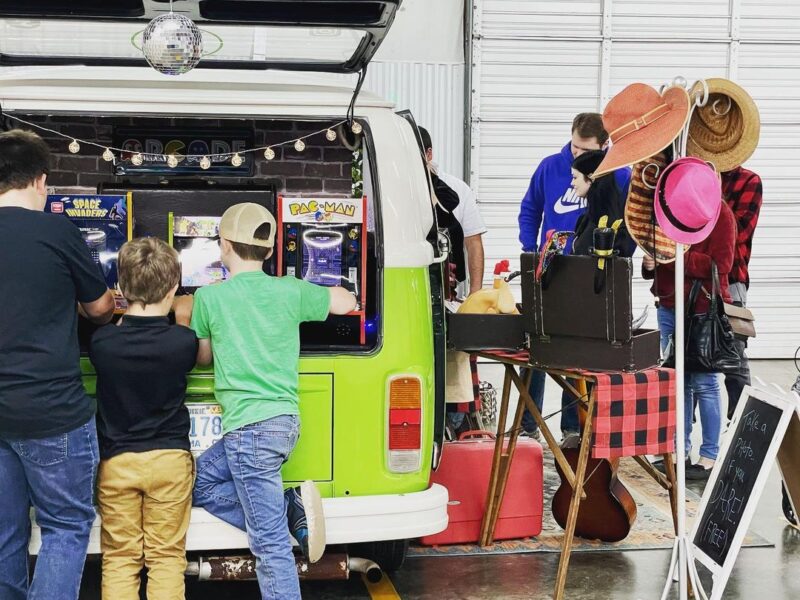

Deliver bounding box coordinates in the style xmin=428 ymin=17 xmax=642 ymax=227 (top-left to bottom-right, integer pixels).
xmin=561 ymin=430 xmax=580 ymax=442
xmin=520 ymin=429 xmax=543 ymax=442
xmin=286 ymin=480 xmax=326 ymax=563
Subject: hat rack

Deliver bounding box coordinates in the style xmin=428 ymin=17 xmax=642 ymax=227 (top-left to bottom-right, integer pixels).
xmin=660 ymin=76 xmax=713 ymax=600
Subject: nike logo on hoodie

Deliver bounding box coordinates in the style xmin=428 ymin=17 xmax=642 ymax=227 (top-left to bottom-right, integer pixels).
xmin=553 ymin=188 xmax=587 ymax=214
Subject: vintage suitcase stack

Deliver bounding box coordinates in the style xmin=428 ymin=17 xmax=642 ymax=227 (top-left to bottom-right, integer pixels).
xmin=520 ymin=253 xmax=661 ymax=372
xmin=421 ymin=432 xmax=543 ymax=545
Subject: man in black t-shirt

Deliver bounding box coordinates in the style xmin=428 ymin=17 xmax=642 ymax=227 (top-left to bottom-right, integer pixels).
xmin=0 ymin=130 xmax=114 ymax=600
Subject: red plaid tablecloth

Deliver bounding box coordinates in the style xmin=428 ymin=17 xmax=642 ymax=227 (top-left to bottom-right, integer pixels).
xmin=590 ymin=369 xmax=676 ymax=459
xmin=477 ymin=351 xmax=676 ymax=460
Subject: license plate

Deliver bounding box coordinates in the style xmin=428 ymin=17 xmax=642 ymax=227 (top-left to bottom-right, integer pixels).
xmin=188 ymin=403 xmax=223 ymax=455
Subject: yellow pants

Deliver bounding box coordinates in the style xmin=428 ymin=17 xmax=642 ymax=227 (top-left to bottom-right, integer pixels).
xmin=97 ymin=449 xmax=195 ymax=600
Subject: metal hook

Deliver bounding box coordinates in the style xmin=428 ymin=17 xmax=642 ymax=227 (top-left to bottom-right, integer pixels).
xmin=672 ymin=75 xmax=688 ymax=89
xmin=641 ymin=163 xmax=661 ymax=190
xmin=704 ymin=160 xmax=719 ymax=175
xmin=660 ymin=76 xmax=690 ymax=95
xmin=691 ymin=79 xmax=709 ymax=108
xmin=712 ymin=96 xmax=732 ymax=116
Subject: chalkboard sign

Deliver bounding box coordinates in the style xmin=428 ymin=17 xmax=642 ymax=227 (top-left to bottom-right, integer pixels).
xmin=693 ymin=395 xmax=781 ymax=564
xmin=690 ymin=385 xmax=796 ymax=600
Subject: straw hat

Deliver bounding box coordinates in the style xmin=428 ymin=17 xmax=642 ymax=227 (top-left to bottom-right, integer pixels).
xmin=686 ymin=78 xmax=760 ymax=173
xmin=624 ymin=151 xmax=681 ymax=263
xmin=654 ymin=157 xmax=722 ymax=245
xmin=594 ymin=83 xmax=691 ymax=178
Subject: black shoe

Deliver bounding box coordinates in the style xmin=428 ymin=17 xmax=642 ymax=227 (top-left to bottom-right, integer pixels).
xmin=782 ymin=483 xmax=797 ymax=526
xmin=653 ymin=459 xmax=690 ymax=474
xmin=685 ymin=463 xmax=712 ymax=481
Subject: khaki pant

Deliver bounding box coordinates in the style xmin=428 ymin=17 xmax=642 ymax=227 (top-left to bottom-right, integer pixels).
xmin=97 ymin=449 xmax=194 ymax=600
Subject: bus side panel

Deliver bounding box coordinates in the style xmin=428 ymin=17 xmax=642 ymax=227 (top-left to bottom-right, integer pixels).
xmin=328 ymin=267 xmax=434 ymax=497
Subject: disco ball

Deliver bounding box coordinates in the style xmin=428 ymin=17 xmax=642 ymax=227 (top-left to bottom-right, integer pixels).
xmin=142 ymin=13 xmax=203 ymax=76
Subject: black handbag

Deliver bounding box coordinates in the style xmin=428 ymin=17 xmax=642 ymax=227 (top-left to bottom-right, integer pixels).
xmin=684 ymin=262 xmax=741 ymax=374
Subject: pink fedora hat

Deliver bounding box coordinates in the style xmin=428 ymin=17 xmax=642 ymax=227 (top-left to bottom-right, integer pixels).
xmin=654 ymin=157 xmax=722 ymax=245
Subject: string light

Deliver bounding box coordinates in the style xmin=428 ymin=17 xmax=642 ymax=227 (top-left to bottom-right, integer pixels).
xmin=1 ymin=113 xmax=350 ymax=165
xmin=351 ymin=121 xmax=363 ymax=135
xmin=199 ymin=156 xmax=211 ymax=170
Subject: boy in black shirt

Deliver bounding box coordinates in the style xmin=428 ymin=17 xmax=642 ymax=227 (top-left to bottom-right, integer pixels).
xmin=90 ymin=237 xmax=198 ymax=600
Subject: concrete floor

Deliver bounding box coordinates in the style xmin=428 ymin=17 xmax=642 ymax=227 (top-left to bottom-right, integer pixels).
xmin=75 ymin=361 xmax=800 ymax=599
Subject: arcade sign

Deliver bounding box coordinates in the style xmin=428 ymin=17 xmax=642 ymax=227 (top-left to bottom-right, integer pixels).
xmin=112 ymin=128 xmax=254 ymax=176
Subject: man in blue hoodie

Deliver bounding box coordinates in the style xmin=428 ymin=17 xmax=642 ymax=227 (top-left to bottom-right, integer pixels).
xmin=518 ymin=113 xmax=631 ymax=438
xmin=519 ymin=113 xmax=631 ymax=251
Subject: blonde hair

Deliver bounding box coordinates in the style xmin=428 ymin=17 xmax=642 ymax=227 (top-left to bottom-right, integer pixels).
xmin=118 ymin=237 xmax=181 ymax=306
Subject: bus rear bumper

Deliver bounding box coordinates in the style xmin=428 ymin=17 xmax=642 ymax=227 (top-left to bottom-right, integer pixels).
xmin=29 ymin=484 xmax=449 ymax=554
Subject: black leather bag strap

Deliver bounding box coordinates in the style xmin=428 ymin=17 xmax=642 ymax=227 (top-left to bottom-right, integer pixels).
xmin=710 ymin=261 xmax=720 ymax=313
xmin=687 ymin=279 xmax=704 ymax=315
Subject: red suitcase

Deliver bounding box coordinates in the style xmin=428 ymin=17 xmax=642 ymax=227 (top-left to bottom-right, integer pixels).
xmin=421 ymin=431 xmax=543 ymax=545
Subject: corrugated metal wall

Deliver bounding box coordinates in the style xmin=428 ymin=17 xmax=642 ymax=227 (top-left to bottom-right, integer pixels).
xmin=471 ymin=0 xmax=800 ymax=358
xmin=364 ymin=62 xmax=464 ymax=177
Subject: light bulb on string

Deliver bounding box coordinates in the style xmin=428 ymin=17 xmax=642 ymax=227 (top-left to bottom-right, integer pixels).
xmin=167 ymin=154 xmax=179 ymax=168
xmin=102 ymin=148 xmax=115 ymax=162
xmin=326 ymin=129 xmax=337 ymax=141
xmin=294 ymin=139 xmax=306 ymax=152
xmin=200 ymin=156 xmax=211 ymax=170
xmin=131 ymin=153 xmax=144 ymax=166
xmin=264 ymin=147 xmax=276 ymax=160
xmin=231 ymin=153 xmax=243 ymax=167
xmin=351 ymin=121 xmax=363 ymax=135
xmin=68 ymin=139 xmax=81 ymax=154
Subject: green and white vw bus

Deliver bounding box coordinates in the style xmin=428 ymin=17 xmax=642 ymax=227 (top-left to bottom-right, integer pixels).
xmin=0 ymin=1 xmax=449 ymax=573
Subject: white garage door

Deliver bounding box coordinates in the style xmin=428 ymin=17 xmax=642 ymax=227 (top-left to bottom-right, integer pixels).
xmin=469 ymin=0 xmax=800 ymax=358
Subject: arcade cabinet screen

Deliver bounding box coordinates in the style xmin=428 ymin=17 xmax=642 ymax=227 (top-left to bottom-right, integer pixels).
xmin=171 ymin=215 xmax=229 ymax=288
xmin=301 ymin=228 xmax=344 ymax=286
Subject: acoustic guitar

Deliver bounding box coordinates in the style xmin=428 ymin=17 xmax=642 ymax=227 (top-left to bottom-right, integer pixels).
xmin=551 ymin=384 xmax=637 ymax=543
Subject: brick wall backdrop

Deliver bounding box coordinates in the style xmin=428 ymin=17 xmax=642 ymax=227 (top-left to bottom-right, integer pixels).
xmin=19 ymin=115 xmax=355 ymax=196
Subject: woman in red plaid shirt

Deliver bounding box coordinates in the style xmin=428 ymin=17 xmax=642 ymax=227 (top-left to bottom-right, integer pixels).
xmin=721 ymin=166 xmax=763 ymax=419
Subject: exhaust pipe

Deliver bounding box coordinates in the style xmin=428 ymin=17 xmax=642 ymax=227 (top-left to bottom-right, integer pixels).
xmin=187 ymin=553 xmax=382 ymax=582
xmin=348 ymin=556 xmax=382 ymax=583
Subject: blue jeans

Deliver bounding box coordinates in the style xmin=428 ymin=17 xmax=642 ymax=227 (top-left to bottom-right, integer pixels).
xmin=520 ymin=370 xmax=580 ymax=434
xmin=193 ymin=415 xmax=301 ymax=600
xmin=657 ymin=307 xmax=721 ymax=460
xmin=0 ymin=417 xmax=99 ymax=600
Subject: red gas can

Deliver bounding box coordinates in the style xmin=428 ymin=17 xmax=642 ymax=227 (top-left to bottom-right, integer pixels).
xmin=421 ymin=431 xmax=543 ymax=545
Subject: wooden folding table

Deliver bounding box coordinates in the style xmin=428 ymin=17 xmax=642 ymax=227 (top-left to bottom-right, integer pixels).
xmin=476 ymin=351 xmax=679 ymax=600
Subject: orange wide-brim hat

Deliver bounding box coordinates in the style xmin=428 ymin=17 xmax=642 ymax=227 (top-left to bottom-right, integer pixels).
xmin=595 ymin=83 xmax=691 ymax=178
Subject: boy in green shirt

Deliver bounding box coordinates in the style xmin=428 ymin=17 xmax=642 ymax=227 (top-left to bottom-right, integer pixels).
xmin=175 ymin=203 xmax=356 ymax=600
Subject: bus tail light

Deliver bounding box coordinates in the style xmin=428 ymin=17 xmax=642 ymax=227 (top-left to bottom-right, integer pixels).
xmin=387 ymin=376 xmax=422 ymax=473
